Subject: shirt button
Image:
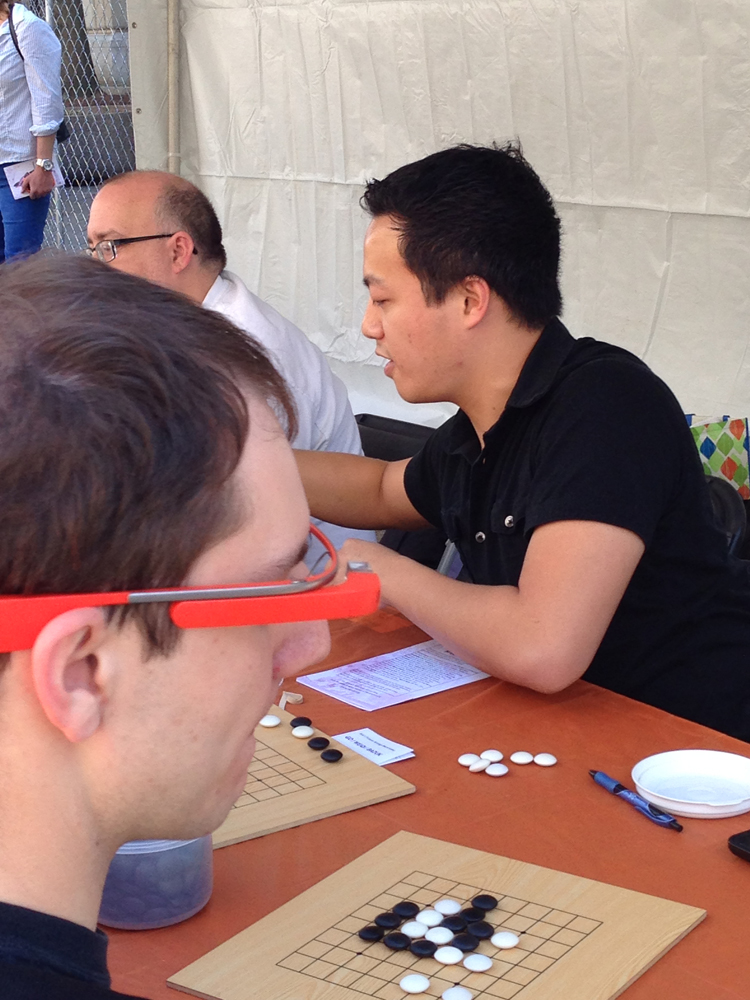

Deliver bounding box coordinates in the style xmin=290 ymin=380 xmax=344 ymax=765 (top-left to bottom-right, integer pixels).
xmin=475 ymin=531 xmax=486 ymax=543
xmin=504 ymin=515 xmax=514 ymax=528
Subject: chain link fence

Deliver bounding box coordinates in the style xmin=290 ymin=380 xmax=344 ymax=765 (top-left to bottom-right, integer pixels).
xmin=28 ymin=0 xmax=135 ymax=251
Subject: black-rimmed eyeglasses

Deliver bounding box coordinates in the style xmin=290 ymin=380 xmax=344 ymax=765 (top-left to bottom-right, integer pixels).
xmin=85 ymin=234 xmax=199 ymax=264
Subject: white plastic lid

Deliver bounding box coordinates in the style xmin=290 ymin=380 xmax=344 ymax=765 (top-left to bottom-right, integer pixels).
xmin=632 ymin=749 xmax=750 ymax=819
xmin=115 ymin=838 xmax=204 ymax=855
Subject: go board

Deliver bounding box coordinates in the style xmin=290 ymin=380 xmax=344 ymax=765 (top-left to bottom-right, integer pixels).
xmin=212 ymin=706 xmax=415 ymax=848
xmin=170 ymin=831 xmax=705 ymax=999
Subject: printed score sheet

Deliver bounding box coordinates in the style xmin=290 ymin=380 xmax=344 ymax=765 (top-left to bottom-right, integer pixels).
xmin=299 ymin=639 xmax=489 ymax=711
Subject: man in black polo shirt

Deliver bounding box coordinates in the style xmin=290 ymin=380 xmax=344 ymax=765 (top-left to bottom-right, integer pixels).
xmin=297 ymin=142 xmax=750 ymax=742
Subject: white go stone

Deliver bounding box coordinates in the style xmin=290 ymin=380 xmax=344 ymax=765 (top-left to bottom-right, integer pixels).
xmin=480 ymin=749 xmax=503 ymax=762
xmin=258 ymin=715 xmax=281 ymax=728
xmin=458 ymin=753 xmax=480 ymax=767
xmin=291 ymin=725 xmax=315 ymax=739
xmin=534 ymin=753 xmax=558 ymax=767
xmin=399 ymin=973 xmax=431 ymax=994
xmin=401 ymin=921 xmax=426 ymax=939
xmin=468 ymin=758 xmax=490 ymax=773
xmin=416 ymin=908 xmax=442 ymax=927
xmin=509 ymin=751 xmax=534 ymax=765
xmin=442 ymin=988 xmax=473 ymax=1000
xmin=425 ymin=926 xmax=454 ymax=945
xmin=485 ymin=762 xmax=509 ymax=777
xmin=434 ymin=946 xmax=464 ymax=965
xmin=463 ymin=953 xmax=493 ymax=973
xmin=491 ymin=930 xmax=520 ymax=949
xmin=434 ymin=898 xmax=462 ymax=915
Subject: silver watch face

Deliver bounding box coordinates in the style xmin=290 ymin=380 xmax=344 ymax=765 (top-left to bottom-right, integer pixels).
xmin=38 ymin=159 xmax=54 ymax=171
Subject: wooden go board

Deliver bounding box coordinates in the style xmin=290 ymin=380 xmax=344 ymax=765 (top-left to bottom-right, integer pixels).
xmin=212 ymin=707 xmax=415 ymax=848
xmin=171 ymin=831 xmax=705 ymax=1000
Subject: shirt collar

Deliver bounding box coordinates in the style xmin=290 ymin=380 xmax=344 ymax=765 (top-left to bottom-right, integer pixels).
xmin=201 ymin=270 xmax=230 ymax=310
xmin=445 ymin=410 xmax=479 ymax=460
xmin=0 ymin=900 xmax=111 ymax=987
xmin=506 ymin=317 xmax=577 ymax=409
xmin=445 ymin=318 xmax=577 ymax=459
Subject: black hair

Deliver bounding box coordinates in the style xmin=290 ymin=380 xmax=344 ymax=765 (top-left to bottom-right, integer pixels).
xmin=361 ymin=142 xmax=562 ymax=328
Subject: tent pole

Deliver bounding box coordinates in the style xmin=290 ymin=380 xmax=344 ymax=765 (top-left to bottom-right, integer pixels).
xmin=167 ymin=0 xmax=180 ymax=174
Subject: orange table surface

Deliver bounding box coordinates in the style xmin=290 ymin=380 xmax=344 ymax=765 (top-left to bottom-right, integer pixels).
xmin=107 ymin=610 xmax=750 ymax=1000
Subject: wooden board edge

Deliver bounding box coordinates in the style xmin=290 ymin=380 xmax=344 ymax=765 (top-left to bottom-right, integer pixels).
xmin=211 ymin=778 xmax=416 ymax=848
xmin=606 ymin=907 xmax=707 ymax=1000
xmin=167 ymin=981 xmax=216 ymax=999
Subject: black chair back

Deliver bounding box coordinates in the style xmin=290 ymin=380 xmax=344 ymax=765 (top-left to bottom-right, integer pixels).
xmin=355 ymin=413 xmax=435 ymax=461
xmin=706 ymin=476 xmax=747 ymax=556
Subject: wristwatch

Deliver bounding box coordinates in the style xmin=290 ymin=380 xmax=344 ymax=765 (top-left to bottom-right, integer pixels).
xmin=35 ymin=158 xmax=54 ymax=171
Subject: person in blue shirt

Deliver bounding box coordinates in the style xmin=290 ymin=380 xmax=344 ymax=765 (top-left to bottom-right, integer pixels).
xmin=0 ymin=1 xmax=63 ymax=261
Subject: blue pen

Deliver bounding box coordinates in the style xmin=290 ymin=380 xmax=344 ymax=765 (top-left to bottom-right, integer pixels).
xmin=589 ymin=770 xmax=683 ymax=832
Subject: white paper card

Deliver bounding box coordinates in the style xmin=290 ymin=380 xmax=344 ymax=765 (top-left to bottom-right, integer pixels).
xmin=299 ymin=639 xmax=489 ymax=711
xmin=3 ymin=159 xmax=64 ymax=200
xmin=332 ymin=728 xmax=415 ymax=765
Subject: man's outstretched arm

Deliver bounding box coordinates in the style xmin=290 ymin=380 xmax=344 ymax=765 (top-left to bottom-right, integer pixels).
xmin=295 ymin=451 xmax=430 ymax=531
xmin=336 ymin=520 xmax=645 ymax=694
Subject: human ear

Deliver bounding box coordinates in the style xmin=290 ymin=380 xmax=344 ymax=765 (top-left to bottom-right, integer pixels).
xmin=170 ymin=231 xmax=196 ymax=274
xmin=460 ymin=276 xmax=491 ymax=328
xmin=30 ymin=608 xmax=111 ymax=743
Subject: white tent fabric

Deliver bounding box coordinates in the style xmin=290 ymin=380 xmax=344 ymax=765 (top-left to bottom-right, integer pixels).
xmin=128 ymin=0 xmax=750 ymax=425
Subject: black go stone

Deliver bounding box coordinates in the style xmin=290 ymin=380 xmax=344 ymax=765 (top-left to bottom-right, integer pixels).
xmin=308 ymin=737 xmax=330 ymax=750
xmin=410 ymin=939 xmax=437 ymax=958
xmin=358 ymin=925 xmax=384 ymax=942
xmin=290 ymin=716 xmax=312 ymax=728
xmin=467 ymin=921 xmax=494 ymax=940
xmin=440 ymin=915 xmax=466 ymax=933
xmin=321 ymin=748 xmax=343 ymax=763
xmin=460 ymin=907 xmax=484 ymax=923
xmin=383 ymin=932 xmax=410 ymax=951
xmin=374 ymin=911 xmax=401 ymax=929
xmin=393 ymin=901 xmax=420 ymax=920
xmin=452 ymin=932 xmax=479 ymax=952
xmin=472 ymin=894 xmax=498 ymax=912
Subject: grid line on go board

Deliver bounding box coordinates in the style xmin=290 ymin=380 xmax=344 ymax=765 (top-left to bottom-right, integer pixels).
xmin=277 ymin=869 xmax=602 ymax=999
xmin=232 ymin=740 xmax=326 ymax=808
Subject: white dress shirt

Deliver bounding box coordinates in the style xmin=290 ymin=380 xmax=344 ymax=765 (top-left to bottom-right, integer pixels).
xmin=203 ymin=271 xmax=376 ymax=557
xmin=0 ymin=4 xmax=63 ymax=164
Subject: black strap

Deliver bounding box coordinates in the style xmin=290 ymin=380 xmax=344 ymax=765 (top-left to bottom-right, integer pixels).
xmin=7 ymin=3 xmax=24 ymax=62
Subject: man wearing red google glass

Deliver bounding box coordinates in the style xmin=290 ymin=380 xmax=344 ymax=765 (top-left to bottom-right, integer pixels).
xmin=0 ymin=255 xmax=378 ymax=998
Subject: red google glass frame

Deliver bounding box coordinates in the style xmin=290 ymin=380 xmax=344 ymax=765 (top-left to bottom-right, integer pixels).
xmin=0 ymin=525 xmax=380 ymax=653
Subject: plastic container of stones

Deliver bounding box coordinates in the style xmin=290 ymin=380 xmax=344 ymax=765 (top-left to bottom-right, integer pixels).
xmin=98 ymin=835 xmax=213 ymax=930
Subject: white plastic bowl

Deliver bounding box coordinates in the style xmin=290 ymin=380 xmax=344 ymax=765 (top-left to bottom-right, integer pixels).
xmin=632 ymin=749 xmax=750 ymax=819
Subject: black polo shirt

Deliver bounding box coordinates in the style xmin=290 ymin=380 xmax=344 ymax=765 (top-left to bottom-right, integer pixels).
xmin=404 ymin=318 xmax=750 ymax=741
xmin=0 ymin=900 xmax=148 ymax=999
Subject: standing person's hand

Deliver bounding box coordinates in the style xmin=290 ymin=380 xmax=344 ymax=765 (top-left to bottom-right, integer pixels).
xmin=22 ymin=165 xmax=56 ymax=199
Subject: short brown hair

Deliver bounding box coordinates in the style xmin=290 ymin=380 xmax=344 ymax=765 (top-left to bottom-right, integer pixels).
xmin=0 ymin=254 xmax=296 ymax=662
xmin=104 ymin=171 xmax=227 ymax=270
xmin=157 ymin=180 xmax=227 ymax=270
